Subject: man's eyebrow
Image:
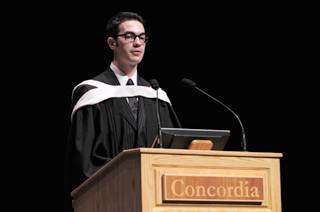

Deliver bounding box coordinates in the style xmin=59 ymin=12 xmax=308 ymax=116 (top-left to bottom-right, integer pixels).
xmin=122 ymin=31 xmax=146 ymax=35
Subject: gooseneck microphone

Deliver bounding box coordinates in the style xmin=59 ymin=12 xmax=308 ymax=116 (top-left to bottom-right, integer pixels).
xmin=150 ymin=79 xmax=163 ymax=148
xmin=181 ymin=78 xmax=247 ymax=151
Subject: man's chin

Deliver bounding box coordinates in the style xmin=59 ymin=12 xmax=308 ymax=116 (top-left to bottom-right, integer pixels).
xmin=129 ymin=56 xmax=143 ymax=64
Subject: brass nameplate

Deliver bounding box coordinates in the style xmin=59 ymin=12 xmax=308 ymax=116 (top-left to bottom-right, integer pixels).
xmin=163 ymin=175 xmax=264 ymax=202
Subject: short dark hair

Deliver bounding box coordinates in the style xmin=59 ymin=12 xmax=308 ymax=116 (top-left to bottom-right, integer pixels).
xmin=106 ymin=12 xmax=145 ymax=38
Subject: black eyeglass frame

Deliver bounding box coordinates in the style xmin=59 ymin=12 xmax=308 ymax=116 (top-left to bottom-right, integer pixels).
xmin=116 ymin=32 xmax=149 ymax=44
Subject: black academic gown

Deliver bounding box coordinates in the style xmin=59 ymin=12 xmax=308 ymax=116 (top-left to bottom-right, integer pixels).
xmin=63 ymin=67 xmax=181 ymax=212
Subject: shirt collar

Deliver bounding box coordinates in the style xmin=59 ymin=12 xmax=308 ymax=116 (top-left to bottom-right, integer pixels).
xmin=110 ymin=62 xmax=138 ymax=86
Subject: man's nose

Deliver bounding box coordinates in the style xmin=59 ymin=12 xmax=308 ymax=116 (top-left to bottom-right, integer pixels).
xmin=133 ymin=37 xmax=142 ymax=46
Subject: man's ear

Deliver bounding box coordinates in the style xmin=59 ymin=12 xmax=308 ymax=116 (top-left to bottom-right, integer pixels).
xmin=107 ymin=37 xmax=117 ymax=50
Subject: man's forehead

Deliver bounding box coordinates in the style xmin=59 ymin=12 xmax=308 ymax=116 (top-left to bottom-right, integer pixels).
xmin=118 ymin=20 xmax=145 ymax=34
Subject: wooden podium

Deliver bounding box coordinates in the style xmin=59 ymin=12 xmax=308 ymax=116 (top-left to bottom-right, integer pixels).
xmin=71 ymin=148 xmax=282 ymax=212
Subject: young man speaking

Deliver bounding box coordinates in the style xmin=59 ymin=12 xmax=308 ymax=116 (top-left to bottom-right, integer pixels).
xmin=63 ymin=12 xmax=180 ymax=211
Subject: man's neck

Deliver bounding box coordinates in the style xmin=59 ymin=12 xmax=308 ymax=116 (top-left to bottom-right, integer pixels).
xmin=110 ymin=62 xmax=138 ymax=86
xmin=112 ymin=60 xmax=137 ymax=77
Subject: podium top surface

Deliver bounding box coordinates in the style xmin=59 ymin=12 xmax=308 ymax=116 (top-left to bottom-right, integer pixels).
xmin=128 ymin=148 xmax=283 ymax=158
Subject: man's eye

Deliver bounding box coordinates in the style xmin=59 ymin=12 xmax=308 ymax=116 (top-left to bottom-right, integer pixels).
xmin=126 ymin=34 xmax=135 ymax=39
xmin=139 ymin=35 xmax=145 ymax=40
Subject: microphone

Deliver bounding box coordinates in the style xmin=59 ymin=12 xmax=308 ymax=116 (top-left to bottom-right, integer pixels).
xmin=150 ymin=79 xmax=163 ymax=148
xmin=181 ymin=78 xmax=247 ymax=151
xmin=150 ymin=79 xmax=159 ymax=90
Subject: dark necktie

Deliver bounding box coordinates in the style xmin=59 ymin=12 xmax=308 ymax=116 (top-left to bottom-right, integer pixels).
xmin=126 ymin=78 xmax=138 ymax=120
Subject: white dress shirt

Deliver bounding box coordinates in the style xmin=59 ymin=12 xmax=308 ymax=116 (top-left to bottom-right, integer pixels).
xmin=110 ymin=62 xmax=138 ymax=86
xmin=110 ymin=62 xmax=139 ymax=102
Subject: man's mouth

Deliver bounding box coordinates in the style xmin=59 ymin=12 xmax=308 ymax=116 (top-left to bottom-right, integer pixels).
xmin=131 ymin=50 xmax=141 ymax=56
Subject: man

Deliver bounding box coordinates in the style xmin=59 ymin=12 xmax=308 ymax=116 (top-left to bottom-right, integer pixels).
xmin=63 ymin=12 xmax=180 ymax=211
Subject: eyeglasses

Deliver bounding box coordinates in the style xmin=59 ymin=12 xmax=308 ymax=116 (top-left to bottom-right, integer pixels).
xmin=116 ymin=32 xmax=149 ymax=44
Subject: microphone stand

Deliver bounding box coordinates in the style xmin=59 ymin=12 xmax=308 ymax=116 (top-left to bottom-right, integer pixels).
xmin=155 ymin=89 xmax=163 ymax=148
xmin=194 ymin=86 xmax=247 ymax=151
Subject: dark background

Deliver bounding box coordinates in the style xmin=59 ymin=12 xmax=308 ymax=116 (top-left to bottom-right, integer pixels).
xmin=59 ymin=2 xmax=317 ymax=211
